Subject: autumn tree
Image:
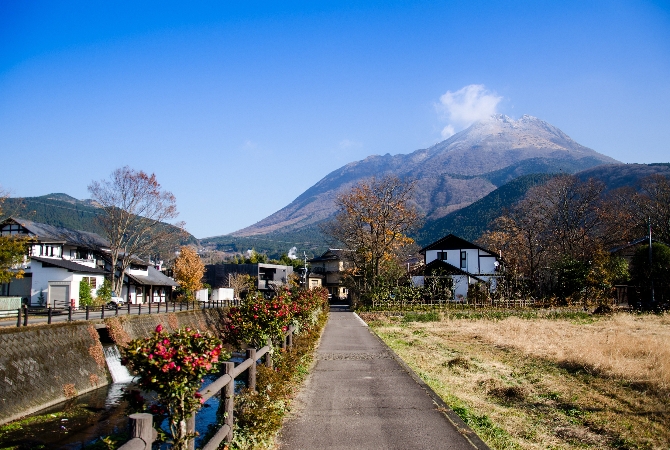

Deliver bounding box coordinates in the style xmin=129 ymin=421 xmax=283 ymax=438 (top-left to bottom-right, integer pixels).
xmin=0 ymin=189 xmax=31 ymax=284
xmin=173 ymin=246 xmax=205 ymax=301
xmin=323 ymin=175 xmax=422 ymax=301
xmin=88 ymin=167 xmax=182 ymax=295
xmin=480 ymin=175 xmax=614 ymax=301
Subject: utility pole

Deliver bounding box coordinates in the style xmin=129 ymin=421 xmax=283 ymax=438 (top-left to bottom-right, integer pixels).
xmin=649 ymin=218 xmax=655 ymax=305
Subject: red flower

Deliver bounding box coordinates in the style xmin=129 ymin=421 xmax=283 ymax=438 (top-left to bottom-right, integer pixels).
xmin=155 ymin=324 xmax=163 ymax=333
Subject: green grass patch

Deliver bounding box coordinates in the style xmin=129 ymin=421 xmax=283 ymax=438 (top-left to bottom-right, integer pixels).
xmin=402 ymin=311 xmax=440 ymax=322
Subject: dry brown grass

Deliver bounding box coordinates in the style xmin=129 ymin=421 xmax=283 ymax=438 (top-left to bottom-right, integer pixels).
xmin=363 ymin=311 xmax=670 ymax=450
xmin=442 ymin=313 xmax=670 ymax=391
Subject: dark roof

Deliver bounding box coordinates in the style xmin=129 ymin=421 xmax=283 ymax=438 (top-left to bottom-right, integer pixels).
xmin=5 ymin=217 xmax=110 ymax=250
xmin=420 ymin=234 xmax=495 ymax=255
xmin=126 ymin=266 xmax=178 ymax=287
xmin=31 ymin=256 xmax=109 ymax=274
xmin=410 ymin=259 xmax=484 ymax=282
xmin=308 ymin=249 xmax=350 ymax=263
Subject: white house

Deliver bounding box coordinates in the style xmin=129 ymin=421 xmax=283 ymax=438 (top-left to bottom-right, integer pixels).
xmin=0 ymin=218 xmax=178 ymax=307
xmin=0 ymin=218 xmax=111 ymax=307
xmin=415 ymin=234 xmax=501 ymax=300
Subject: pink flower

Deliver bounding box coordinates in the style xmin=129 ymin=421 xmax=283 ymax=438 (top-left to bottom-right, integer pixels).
xmin=155 ymin=324 xmax=163 ymax=333
xmin=148 ymin=354 xmax=154 ymax=359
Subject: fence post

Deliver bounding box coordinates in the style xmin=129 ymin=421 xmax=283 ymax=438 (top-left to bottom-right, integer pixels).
xmin=68 ymin=306 xmax=73 ymax=321
xmin=47 ymin=307 xmax=52 ymax=324
xmin=127 ymin=302 xmax=131 ymax=315
xmin=148 ymin=301 xmax=151 ymax=314
xmin=265 ymin=338 xmax=273 ymax=369
xmin=246 ymin=348 xmax=257 ymax=391
xmin=101 ymin=304 xmax=105 ymax=320
xmin=85 ymin=305 xmax=90 ymax=320
xmin=287 ymin=326 xmax=293 ymax=349
xmin=138 ymin=304 xmax=142 ymax=316
xmin=116 ymin=303 xmax=119 ymax=316
xmin=128 ymin=413 xmax=155 ymax=450
xmin=187 ymin=415 xmax=195 ymax=450
xmin=281 ymin=334 xmax=287 ymax=351
xmin=16 ymin=307 xmax=21 ymax=327
xmin=22 ymin=305 xmax=28 ymax=326
xmin=222 ymin=361 xmax=235 ymax=443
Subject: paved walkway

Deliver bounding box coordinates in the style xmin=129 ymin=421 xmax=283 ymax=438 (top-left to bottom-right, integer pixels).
xmin=278 ymin=305 xmax=489 ymax=449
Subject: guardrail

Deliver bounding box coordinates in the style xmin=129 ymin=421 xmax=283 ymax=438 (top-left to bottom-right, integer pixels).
xmin=8 ymin=300 xmax=241 ymax=327
xmin=118 ymin=325 xmax=296 ymax=450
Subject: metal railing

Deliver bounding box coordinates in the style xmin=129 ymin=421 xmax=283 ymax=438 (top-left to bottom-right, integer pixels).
xmin=118 ymin=325 xmax=296 ymax=450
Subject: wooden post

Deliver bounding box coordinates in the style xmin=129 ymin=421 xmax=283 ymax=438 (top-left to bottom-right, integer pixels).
xmin=22 ymin=305 xmax=28 ymax=326
xmin=68 ymin=306 xmax=73 ymax=321
xmin=265 ymin=338 xmax=273 ymax=369
xmin=128 ymin=413 xmax=155 ymax=449
xmin=16 ymin=308 xmax=21 ymax=327
xmin=187 ymin=415 xmax=195 ymax=450
xmin=222 ymin=362 xmax=235 ymax=443
xmin=138 ymin=304 xmax=142 ymax=316
xmin=47 ymin=307 xmax=52 ymax=324
xmin=116 ymin=303 xmax=119 ymax=316
xmin=148 ymin=301 xmax=151 ymax=314
xmin=281 ymin=335 xmax=287 ymax=351
xmin=246 ymin=348 xmax=257 ymax=391
xmin=85 ymin=305 xmax=90 ymax=320
xmin=127 ymin=302 xmax=131 ymax=315
xmin=287 ymin=327 xmax=293 ymax=349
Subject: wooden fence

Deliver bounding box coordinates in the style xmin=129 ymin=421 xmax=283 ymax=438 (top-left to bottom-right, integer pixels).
xmin=118 ymin=325 xmax=296 ymax=450
xmin=10 ymin=300 xmax=241 ymax=327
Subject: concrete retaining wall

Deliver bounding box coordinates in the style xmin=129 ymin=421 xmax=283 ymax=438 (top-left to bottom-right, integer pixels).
xmin=0 ymin=322 xmax=109 ymax=425
xmin=0 ymin=308 xmax=229 ymax=425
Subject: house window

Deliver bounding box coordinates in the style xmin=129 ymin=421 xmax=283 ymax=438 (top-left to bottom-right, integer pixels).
xmin=81 ymin=276 xmax=97 ymax=288
xmin=460 ymin=251 xmax=467 ymax=269
xmin=437 ymin=251 xmax=447 ymax=261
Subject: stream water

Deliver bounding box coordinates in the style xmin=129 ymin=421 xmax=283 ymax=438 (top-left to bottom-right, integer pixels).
xmin=0 ymin=351 xmax=248 ymax=449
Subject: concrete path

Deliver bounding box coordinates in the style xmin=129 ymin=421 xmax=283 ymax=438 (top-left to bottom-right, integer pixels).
xmin=278 ymin=305 xmax=489 ymax=449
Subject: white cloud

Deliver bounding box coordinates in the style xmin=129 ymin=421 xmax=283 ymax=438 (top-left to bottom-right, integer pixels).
xmin=339 ymin=139 xmax=362 ymax=149
xmin=437 ymin=84 xmax=502 ymax=137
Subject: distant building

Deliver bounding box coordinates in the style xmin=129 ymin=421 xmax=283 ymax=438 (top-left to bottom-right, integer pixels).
xmin=414 ymin=234 xmax=501 ymax=300
xmin=308 ymin=249 xmax=350 ymax=301
xmin=204 ymin=263 xmax=293 ymax=293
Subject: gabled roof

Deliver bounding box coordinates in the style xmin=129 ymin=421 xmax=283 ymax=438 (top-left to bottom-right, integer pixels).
xmin=3 ymin=217 xmax=110 ymax=250
xmin=31 ymin=256 xmax=109 ymax=274
xmin=420 ymin=233 xmax=495 ymax=255
xmin=126 ymin=266 xmax=178 ymax=287
xmin=411 ymin=259 xmax=485 ymax=282
xmin=308 ymin=249 xmax=351 ymax=263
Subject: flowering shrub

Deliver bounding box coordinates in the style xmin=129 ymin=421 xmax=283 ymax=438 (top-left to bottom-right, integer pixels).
xmin=121 ymin=324 xmax=229 ymax=450
xmin=224 ymin=287 xmax=329 ymax=349
xmin=225 ymin=292 xmax=293 ymax=348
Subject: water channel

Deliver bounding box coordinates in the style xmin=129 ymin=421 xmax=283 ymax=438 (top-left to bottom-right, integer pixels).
xmin=0 ymin=347 xmax=246 ymax=449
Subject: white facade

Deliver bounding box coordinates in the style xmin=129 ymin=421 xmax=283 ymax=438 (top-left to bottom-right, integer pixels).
xmin=211 ymin=288 xmax=234 ymax=301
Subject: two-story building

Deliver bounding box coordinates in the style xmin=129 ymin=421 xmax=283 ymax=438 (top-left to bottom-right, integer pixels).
xmin=0 ymin=217 xmax=177 ymax=307
xmin=204 ymin=263 xmax=293 ymax=295
xmin=414 ymin=234 xmax=501 ymax=300
xmin=308 ymin=249 xmax=350 ymax=301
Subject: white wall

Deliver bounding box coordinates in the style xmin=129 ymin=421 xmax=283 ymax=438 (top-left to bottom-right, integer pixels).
xmin=211 ymin=288 xmax=234 ymax=301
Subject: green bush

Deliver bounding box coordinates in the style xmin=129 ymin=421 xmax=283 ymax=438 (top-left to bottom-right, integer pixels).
xmin=79 ymin=280 xmax=93 ymax=306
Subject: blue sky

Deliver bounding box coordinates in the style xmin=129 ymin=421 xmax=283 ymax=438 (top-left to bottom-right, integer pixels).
xmin=1 ymin=1 xmax=669 ymax=239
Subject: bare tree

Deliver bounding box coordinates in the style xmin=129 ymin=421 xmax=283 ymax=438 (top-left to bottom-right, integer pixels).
xmin=88 ymin=167 xmax=181 ymax=296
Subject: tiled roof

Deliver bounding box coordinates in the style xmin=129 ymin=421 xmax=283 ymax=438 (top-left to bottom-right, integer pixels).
xmin=419 ymin=234 xmax=495 ymax=255
xmin=126 ymin=266 xmax=178 ymax=287
xmin=31 ymin=256 xmax=109 ymax=274
xmin=6 ymin=217 xmax=110 ymax=250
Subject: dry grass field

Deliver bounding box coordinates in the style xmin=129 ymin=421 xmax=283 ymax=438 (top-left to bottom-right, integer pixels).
xmin=360 ymin=310 xmax=670 ymax=450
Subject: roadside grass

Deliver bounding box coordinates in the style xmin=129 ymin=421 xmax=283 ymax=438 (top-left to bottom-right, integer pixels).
xmin=362 ymin=310 xmax=670 ymax=450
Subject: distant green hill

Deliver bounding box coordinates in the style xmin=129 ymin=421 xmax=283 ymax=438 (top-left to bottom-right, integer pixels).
xmin=414 ymin=173 xmax=555 ymax=246
xmin=2 ymin=193 xmax=197 ymax=245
